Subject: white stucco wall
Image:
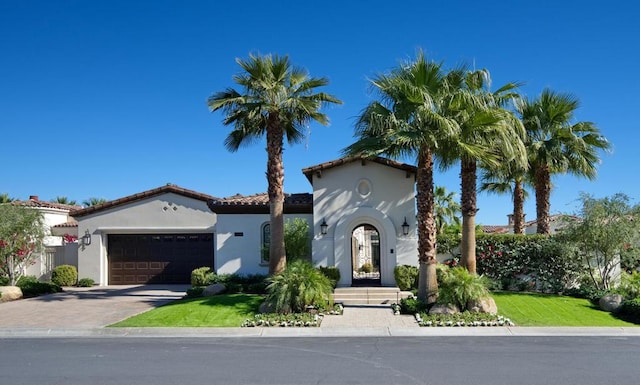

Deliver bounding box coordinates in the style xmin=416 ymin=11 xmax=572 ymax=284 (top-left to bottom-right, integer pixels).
xmin=25 ymin=207 xmax=74 ymax=279
xmin=310 ymin=160 xmax=418 ymax=286
xmin=215 ymin=213 xmax=313 ymax=276
xmin=76 ymin=193 xmax=216 ymax=285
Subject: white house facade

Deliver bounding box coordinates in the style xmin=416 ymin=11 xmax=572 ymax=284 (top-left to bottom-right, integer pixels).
xmin=71 ymin=156 xmax=420 ymax=287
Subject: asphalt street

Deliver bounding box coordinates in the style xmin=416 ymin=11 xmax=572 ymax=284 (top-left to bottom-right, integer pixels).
xmin=1 ymin=336 xmax=639 ymax=385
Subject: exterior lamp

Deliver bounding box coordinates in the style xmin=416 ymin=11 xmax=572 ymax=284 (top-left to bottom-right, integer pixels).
xmin=320 ymin=219 xmax=328 ymax=235
xmin=402 ymin=217 xmax=410 ymax=236
xmin=82 ymin=229 xmax=91 ymax=246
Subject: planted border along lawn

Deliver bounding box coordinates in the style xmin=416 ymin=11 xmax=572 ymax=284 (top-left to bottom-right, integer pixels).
xmin=493 ymin=292 xmax=637 ymax=327
xmin=110 ymin=294 xmax=264 ymax=327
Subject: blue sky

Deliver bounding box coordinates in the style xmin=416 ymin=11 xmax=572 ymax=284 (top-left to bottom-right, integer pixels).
xmin=1 ymin=0 xmax=637 ymax=225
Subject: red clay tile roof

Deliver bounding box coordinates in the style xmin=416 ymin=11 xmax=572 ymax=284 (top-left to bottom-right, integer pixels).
xmin=302 ymin=155 xmax=417 ymax=183
xmin=53 ymin=221 xmax=78 ymax=228
xmin=10 ymin=199 xmax=81 ymax=211
xmin=481 ymin=225 xmax=512 ymax=234
xmin=208 ymin=192 xmax=313 ymax=214
xmin=70 ymin=184 xmax=219 ymax=217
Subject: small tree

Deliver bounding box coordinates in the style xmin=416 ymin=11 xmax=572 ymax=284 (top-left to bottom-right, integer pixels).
xmin=284 ymin=218 xmax=311 ymax=263
xmin=561 ymin=193 xmax=640 ymax=290
xmin=0 ymin=205 xmax=46 ymax=285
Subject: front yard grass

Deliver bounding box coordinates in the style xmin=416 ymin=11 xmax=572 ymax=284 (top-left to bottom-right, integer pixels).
xmin=110 ymin=294 xmax=264 ymax=327
xmin=493 ymin=292 xmax=637 ymax=327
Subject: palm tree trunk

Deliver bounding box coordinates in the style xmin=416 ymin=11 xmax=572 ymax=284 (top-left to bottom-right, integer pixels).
xmin=513 ymin=178 xmax=525 ymax=234
xmin=266 ymin=112 xmax=286 ymax=275
xmin=535 ymin=165 xmax=551 ymax=235
xmin=460 ymin=158 xmax=478 ymax=274
xmin=416 ymin=147 xmax=438 ymax=304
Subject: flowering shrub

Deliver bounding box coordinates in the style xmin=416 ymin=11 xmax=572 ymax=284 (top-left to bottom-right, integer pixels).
xmin=0 ymin=205 xmax=46 ymax=285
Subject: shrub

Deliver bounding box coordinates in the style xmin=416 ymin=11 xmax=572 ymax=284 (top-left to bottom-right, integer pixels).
xmin=618 ymin=298 xmax=640 ymax=323
xmin=359 ymin=262 xmax=373 ymax=273
xmin=394 ymin=265 xmax=418 ymax=291
xmin=17 ymin=276 xmax=62 ymax=298
xmin=616 ymin=271 xmax=640 ymax=299
xmin=191 ymin=267 xmax=214 ymax=287
xmin=266 ymin=260 xmax=333 ymax=313
xmin=437 ymin=266 xmax=490 ymax=309
xmin=0 ymin=275 xmax=9 ymax=286
xmin=51 ymin=265 xmax=78 ymax=286
xmin=185 ymin=286 xmax=205 ymax=298
xmin=318 ymin=266 xmax=341 ymax=288
xmin=76 ymin=278 xmax=95 ymax=287
xmin=398 ymin=296 xmax=428 ymax=314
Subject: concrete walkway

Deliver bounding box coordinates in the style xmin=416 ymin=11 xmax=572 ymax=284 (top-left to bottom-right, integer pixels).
xmin=321 ymin=305 xmax=417 ymax=328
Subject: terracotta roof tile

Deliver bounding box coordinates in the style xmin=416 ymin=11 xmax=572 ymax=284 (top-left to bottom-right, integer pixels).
xmin=11 ymin=200 xmax=81 ymax=211
xmin=208 ymin=192 xmax=312 ymax=214
xmin=481 ymin=225 xmax=512 ymax=234
xmin=71 ymin=184 xmax=219 ymax=217
xmin=53 ymin=221 xmax=78 ymax=228
xmin=302 ymin=155 xmax=417 ymax=183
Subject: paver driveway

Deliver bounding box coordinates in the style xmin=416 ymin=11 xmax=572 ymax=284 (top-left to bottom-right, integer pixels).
xmin=0 ymin=285 xmax=189 ymax=328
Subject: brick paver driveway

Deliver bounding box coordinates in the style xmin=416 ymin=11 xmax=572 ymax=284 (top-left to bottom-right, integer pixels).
xmin=0 ymin=285 xmax=189 ymax=328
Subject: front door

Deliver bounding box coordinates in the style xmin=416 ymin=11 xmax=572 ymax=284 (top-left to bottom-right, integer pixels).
xmin=351 ymin=224 xmax=381 ymax=286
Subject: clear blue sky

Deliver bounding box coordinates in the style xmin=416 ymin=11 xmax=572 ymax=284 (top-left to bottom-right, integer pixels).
xmin=1 ymin=0 xmax=637 ymax=225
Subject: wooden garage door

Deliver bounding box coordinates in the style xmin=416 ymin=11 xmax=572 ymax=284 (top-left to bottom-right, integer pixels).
xmin=108 ymin=234 xmax=214 ymax=285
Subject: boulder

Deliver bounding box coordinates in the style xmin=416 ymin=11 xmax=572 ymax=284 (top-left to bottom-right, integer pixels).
xmin=428 ymin=303 xmax=460 ymax=315
xmin=202 ymin=283 xmax=227 ymax=297
xmin=467 ymin=297 xmax=498 ymax=315
xmin=0 ymin=286 xmax=23 ymax=302
xmin=599 ymin=293 xmax=624 ymax=313
xmin=259 ymin=300 xmax=276 ymax=314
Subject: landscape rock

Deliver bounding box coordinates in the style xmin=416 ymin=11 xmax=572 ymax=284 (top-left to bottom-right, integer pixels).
xmin=202 ymin=283 xmax=227 ymax=297
xmin=467 ymin=297 xmax=498 ymax=315
xmin=428 ymin=303 xmax=460 ymax=315
xmin=599 ymin=293 xmax=624 ymax=313
xmin=259 ymin=300 xmax=275 ymax=314
xmin=0 ymin=286 xmax=23 ymax=302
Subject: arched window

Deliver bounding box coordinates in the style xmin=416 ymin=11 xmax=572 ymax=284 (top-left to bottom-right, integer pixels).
xmin=261 ymin=223 xmax=270 ymax=264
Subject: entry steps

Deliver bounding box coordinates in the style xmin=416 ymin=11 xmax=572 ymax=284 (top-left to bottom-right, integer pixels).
xmin=332 ymin=287 xmax=413 ymax=305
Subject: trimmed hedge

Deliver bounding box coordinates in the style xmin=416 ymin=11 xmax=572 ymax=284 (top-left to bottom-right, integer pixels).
xmin=51 ymin=265 xmax=78 ymax=286
xmin=318 ymin=266 xmax=340 ymax=288
xmin=394 ymin=265 xmax=418 ymax=291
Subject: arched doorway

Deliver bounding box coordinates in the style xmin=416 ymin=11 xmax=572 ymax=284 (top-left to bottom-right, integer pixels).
xmin=351 ymin=224 xmax=381 ymax=286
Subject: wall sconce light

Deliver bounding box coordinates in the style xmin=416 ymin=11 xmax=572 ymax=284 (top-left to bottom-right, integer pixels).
xmin=82 ymin=229 xmax=91 ymax=246
xmin=320 ymin=219 xmax=328 ymax=235
xmin=402 ymin=217 xmax=410 ymax=236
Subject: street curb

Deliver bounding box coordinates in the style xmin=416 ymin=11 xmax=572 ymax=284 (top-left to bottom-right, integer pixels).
xmin=1 ymin=326 xmax=640 ymax=338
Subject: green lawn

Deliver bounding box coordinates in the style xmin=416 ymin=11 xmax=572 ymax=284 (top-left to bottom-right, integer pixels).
xmin=493 ymin=292 xmax=637 ymax=327
xmin=110 ymin=294 xmax=264 ymax=327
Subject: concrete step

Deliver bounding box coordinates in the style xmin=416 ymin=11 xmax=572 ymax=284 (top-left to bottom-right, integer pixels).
xmin=332 ymin=287 xmax=413 ymax=305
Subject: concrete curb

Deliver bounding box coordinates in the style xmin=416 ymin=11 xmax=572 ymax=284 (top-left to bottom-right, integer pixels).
xmin=2 ymin=326 xmax=640 ymax=338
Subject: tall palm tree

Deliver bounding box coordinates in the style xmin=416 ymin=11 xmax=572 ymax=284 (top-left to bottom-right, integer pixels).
xmin=82 ymin=197 xmax=107 ymax=207
xmin=480 ymin=164 xmax=530 ymax=234
xmin=440 ymin=69 xmax=527 ymax=273
xmin=434 ymin=185 xmax=460 ymax=235
xmin=517 ymin=89 xmax=611 ymax=234
xmin=344 ymin=51 xmax=460 ymax=304
xmin=0 ymin=193 xmax=15 ymax=203
xmin=52 ymin=196 xmax=77 ymax=205
xmin=208 ymin=53 xmax=342 ymax=275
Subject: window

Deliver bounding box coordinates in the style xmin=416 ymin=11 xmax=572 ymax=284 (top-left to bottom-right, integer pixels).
xmin=261 ymin=223 xmax=270 ymax=264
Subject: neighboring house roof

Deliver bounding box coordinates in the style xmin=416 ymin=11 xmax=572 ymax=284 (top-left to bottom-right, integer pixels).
xmin=208 ymin=192 xmax=313 ymax=214
xmin=301 ymin=155 xmax=417 ymax=184
xmin=481 ymin=225 xmax=512 ymax=234
xmin=524 ymin=214 xmax=581 ymax=227
xmin=53 ymin=221 xmax=79 ymax=228
xmin=10 ymin=198 xmax=81 ymax=211
xmin=71 ymin=184 xmax=219 ymax=217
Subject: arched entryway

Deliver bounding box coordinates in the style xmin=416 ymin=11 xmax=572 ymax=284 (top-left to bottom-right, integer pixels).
xmin=351 ymin=224 xmax=381 ymax=286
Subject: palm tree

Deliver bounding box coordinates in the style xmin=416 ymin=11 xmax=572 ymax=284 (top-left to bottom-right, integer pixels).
xmin=52 ymin=196 xmax=77 ymax=205
xmin=82 ymin=197 xmax=107 ymax=207
xmin=208 ymin=53 xmax=342 ymax=275
xmin=0 ymin=193 xmax=15 ymax=203
xmin=344 ymin=51 xmax=460 ymax=304
xmin=434 ymin=186 xmax=460 ymax=235
xmin=517 ymin=89 xmax=611 ymax=234
xmin=480 ymin=164 xmax=531 ymax=234
xmin=440 ymin=69 xmax=527 ymax=273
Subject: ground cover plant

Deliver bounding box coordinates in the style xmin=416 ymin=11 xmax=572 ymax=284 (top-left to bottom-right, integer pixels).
xmin=492 ymin=292 xmax=637 ymax=326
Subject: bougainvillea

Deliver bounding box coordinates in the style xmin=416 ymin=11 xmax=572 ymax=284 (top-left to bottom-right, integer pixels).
xmin=0 ymin=205 xmax=46 ymax=285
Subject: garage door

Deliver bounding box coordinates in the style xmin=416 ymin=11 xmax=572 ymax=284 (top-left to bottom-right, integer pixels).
xmin=108 ymin=234 xmax=214 ymax=285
